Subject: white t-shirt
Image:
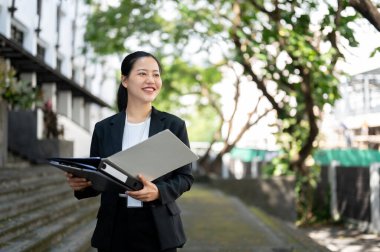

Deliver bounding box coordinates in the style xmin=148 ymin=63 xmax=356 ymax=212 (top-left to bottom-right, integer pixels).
xmin=121 ymin=115 xmax=151 ymax=207
xmin=122 ymin=118 xmax=151 ymax=150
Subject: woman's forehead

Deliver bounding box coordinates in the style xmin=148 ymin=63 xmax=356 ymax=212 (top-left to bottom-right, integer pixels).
xmin=133 ymin=57 xmax=160 ymax=71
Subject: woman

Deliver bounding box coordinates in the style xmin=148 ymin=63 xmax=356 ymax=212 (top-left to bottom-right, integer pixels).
xmin=66 ymin=51 xmax=194 ymax=251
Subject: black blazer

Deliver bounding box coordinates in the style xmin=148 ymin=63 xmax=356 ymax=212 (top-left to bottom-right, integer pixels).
xmin=74 ymin=107 xmax=194 ymax=250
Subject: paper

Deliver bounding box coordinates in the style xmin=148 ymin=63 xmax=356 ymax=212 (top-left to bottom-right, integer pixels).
xmin=107 ymin=129 xmax=198 ymax=181
xmin=127 ymin=195 xmax=142 ymax=208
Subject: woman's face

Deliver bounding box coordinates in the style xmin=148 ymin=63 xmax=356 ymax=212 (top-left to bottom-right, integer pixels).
xmin=122 ymin=56 xmax=162 ymax=105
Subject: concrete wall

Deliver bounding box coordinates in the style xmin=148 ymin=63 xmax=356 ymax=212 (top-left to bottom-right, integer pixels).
xmin=8 ymin=110 xmax=73 ymax=162
xmin=210 ymin=176 xmax=296 ymax=222
xmin=57 ymin=114 xmax=91 ymax=157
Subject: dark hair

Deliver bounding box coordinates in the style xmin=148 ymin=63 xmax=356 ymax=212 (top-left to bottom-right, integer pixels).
xmin=117 ymin=51 xmax=162 ymax=112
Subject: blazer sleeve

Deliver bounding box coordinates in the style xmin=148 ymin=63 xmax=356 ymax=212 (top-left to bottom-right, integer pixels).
xmin=74 ymin=123 xmax=101 ymax=200
xmin=154 ymin=120 xmax=194 ymax=205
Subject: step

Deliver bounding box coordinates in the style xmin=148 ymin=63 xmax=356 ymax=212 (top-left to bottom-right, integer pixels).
xmin=0 ymin=176 xmax=67 ymax=203
xmin=0 ymin=172 xmax=66 ymax=199
xmin=0 ymin=184 xmax=72 ymax=221
xmin=50 ymin=219 xmax=97 ymax=252
xmin=0 ymin=198 xmax=98 ymax=251
xmin=0 ymin=164 xmax=99 ymax=251
xmin=0 ymin=194 xmax=91 ymax=243
xmin=0 ymin=167 xmax=62 ymax=192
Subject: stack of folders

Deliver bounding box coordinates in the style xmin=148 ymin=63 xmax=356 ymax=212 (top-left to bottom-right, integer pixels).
xmin=48 ymin=130 xmax=199 ymax=193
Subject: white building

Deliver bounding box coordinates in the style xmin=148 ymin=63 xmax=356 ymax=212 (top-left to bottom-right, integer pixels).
xmin=0 ymin=0 xmax=116 ymax=158
xmin=320 ymin=68 xmax=380 ymax=150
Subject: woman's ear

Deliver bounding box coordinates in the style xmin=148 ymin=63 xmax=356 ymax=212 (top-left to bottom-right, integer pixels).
xmin=121 ymin=75 xmax=128 ymax=88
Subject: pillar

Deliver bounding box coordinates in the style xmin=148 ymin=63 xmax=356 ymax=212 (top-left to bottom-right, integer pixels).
xmin=72 ymin=97 xmax=84 ymax=126
xmin=41 ymin=83 xmax=57 ymax=111
xmin=251 ymin=157 xmax=260 ymax=178
xmin=370 ymin=163 xmax=380 ymax=234
xmin=363 ymin=76 xmax=370 ymax=113
xmin=329 ymin=160 xmax=340 ymax=221
xmin=57 ymin=90 xmax=72 ymax=118
xmin=0 ymin=100 xmax=7 ymax=167
xmin=83 ymin=102 xmax=91 ymax=130
xmin=222 ymin=153 xmax=231 ymax=179
xmin=0 ymin=0 xmax=11 ymax=36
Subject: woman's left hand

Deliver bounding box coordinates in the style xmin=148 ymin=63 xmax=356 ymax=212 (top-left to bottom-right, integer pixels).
xmin=127 ymin=174 xmax=159 ymax=202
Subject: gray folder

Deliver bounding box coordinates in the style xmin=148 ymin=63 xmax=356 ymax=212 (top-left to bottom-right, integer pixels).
xmin=106 ymin=129 xmax=199 ymax=181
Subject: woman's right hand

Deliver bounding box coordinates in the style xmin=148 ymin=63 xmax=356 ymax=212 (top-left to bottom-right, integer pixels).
xmin=65 ymin=172 xmax=92 ymax=191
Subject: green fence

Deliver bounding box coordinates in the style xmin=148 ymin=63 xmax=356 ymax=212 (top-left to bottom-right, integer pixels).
xmin=314 ymin=149 xmax=380 ymax=167
xmin=230 ymin=147 xmax=380 ymax=167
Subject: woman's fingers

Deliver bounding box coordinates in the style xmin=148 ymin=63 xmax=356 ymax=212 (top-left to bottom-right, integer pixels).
xmin=65 ymin=173 xmax=91 ymax=191
xmin=127 ymin=175 xmax=159 ymax=201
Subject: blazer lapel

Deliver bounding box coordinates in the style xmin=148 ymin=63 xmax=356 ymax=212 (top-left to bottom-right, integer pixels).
xmin=149 ymin=107 xmax=166 ymax=137
xmin=110 ymin=111 xmax=126 ymax=153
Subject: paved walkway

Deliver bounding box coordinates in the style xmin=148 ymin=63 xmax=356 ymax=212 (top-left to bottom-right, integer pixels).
xmin=306 ymin=226 xmax=380 ymax=252
xmin=178 ymin=184 xmax=328 ymax=252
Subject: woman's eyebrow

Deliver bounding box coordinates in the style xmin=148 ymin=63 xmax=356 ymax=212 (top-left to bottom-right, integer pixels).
xmin=136 ymin=68 xmax=159 ymax=72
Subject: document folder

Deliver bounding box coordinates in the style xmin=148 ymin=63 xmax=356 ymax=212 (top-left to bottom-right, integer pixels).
xmin=48 ymin=157 xmax=143 ymax=192
xmin=48 ymin=129 xmax=199 ymax=192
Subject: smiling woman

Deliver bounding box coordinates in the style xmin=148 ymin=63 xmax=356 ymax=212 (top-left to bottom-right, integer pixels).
xmin=120 ymin=56 xmax=162 ymax=115
xmin=65 ymin=51 xmax=194 ymax=252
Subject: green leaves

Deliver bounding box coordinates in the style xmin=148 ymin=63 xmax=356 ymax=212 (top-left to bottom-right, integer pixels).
xmin=370 ymin=46 xmax=380 ymax=57
xmin=85 ymin=0 xmax=166 ymax=55
xmin=0 ymin=58 xmax=41 ymax=109
xmin=82 ymin=0 xmax=361 ymax=175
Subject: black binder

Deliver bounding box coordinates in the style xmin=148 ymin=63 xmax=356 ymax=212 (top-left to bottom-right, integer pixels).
xmin=48 ymin=157 xmax=143 ymax=192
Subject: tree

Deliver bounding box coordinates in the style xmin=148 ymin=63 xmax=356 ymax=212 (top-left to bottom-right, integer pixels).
xmin=83 ymin=0 xmax=370 ymax=223
xmin=84 ymin=0 xmax=271 ymax=177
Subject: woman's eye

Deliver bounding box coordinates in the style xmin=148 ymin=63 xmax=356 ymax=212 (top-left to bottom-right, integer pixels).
xmin=154 ymin=74 xmax=160 ymax=78
xmin=138 ymin=72 xmax=146 ymax=76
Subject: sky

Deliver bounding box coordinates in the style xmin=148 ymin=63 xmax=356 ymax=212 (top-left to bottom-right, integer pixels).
xmin=339 ymin=21 xmax=380 ymax=76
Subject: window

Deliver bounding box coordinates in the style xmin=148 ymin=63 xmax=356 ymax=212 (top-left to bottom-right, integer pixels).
xmin=72 ymin=68 xmax=76 ymax=81
xmin=56 ymin=57 xmax=62 ymax=72
xmin=37 ymin=43 xmax=46 ymax=61
xmin=11 ymin=25 xmax=24 ymax=45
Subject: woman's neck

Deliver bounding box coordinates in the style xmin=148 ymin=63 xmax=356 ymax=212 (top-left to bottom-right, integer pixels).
xmin=126 ymin=103 xmax=152 ymax=123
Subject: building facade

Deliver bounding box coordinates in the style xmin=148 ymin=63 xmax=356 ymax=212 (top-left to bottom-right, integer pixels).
xmin=0 ymin=0 xmax=116 ymax=158
xmin=320 ymin=68 xmax=380 ymax=150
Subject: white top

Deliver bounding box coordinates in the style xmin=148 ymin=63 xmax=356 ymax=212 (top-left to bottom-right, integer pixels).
xmin=122 ymin=116 xmax=151 ymax=150
xmin=121 ymin=114 xmax=151 ymax=207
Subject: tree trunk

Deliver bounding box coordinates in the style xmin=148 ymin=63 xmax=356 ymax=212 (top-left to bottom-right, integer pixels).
xmin=0 ymin=100 xmax=8 ymax=168
xmin=208 ymin=154 xmax=223 ymax=176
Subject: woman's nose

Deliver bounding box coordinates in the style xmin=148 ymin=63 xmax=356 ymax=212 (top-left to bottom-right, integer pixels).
xmin=145 ymin=74 xmax=154 ymax=83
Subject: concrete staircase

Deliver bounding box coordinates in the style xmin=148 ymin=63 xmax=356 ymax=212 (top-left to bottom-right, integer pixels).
xmin=0 ymin=158 xmax=99 ymax=252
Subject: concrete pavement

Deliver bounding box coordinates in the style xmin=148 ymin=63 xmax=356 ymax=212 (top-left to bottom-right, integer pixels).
xmin=178 ymin=184 xmax=329 ymax=252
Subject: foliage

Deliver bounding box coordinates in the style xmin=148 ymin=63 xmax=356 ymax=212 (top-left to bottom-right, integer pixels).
xmin=83 ymin=0 xmax=366 ymax=223
xmin=0 ymin=58 xmax=41 ymax=109
xmin=84 ymin=1 xmax=225 ymax=142
xmin=184 ymin=105 xmax=220 ymax=142
xmin=370 ymin=46 xmax=380 ymax=57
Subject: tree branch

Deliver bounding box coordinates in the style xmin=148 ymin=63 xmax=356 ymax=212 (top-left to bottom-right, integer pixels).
xmin=293 ymin=68 xmax=319 ymax=173
xmin=349 ymin=0 xmax=380 ymax=32
xmin=249 ymin=0 xmax=272 ymax=15
xmin=230 ymin=2 xmax=283 ymax=115
xmin=225 ymin=65 xmax=241 ymax=142
xmin=327 ymin=0 xmax=344 ymax=65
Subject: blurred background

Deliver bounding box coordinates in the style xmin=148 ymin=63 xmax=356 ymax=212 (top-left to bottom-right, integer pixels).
xmin=1 ymin=0 xmax=380 ymax=251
